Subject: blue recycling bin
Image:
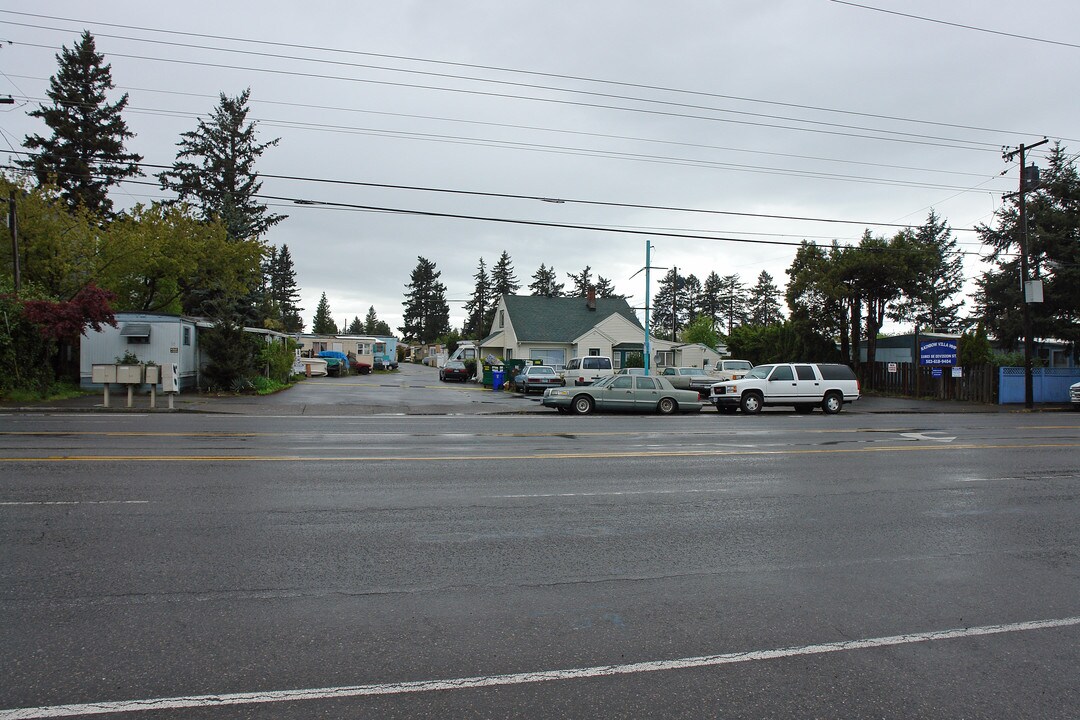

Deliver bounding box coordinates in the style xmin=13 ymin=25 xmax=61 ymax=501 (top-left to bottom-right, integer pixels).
xmin=492 ymin=370 xmax=506 ymax=391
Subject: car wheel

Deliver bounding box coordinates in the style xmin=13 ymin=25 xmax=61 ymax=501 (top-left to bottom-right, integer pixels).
xmin=822 ymin=391 xmax=843 ymax=414
xmin=740 ymin=392 xmax=763 ymax=414
xmin=572 ymin=395 xmax=594 ymax=415
xmin=794 ymin=404 xmax=814 ymax=414
xmin=657 ymin=397 xmax=677 ymax=415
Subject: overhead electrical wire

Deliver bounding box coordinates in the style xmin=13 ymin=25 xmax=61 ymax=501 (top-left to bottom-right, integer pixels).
xmin=2 ymin=73 xmax=1009 ymax=181
xmin=0 ymin=149 xmax=987 ymax=232
xmin=1 ymin=9 xmax=1067 ymax=140
xmin=2 ymin=35 xmax=1017 ymax=153
xmin=830 ymin=1 xmax=1080 ymax=50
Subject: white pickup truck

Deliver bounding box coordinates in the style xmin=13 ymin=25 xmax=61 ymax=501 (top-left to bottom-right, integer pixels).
xmin=709 ymin=362 xmax=860 ymax=414
xmin=686 ymin=359 xmax=754 ymax=397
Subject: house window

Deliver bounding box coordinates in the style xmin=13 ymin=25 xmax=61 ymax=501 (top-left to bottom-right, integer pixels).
xmin=588 ymin=348 xmax=601 ymax=356
xmin=654 ymin=351 xmax=674 ymax=367
xmin=182 ymin=327 xmax=191 ymax=346
xmin=499 ymin=310 xmax=505 ymax=328
xmin=504 ymin=348 xmax=513 ymax=360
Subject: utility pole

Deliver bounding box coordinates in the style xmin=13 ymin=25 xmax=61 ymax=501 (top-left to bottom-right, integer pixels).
xmin=1003 ymin=137 xmax=1049 ymax=410
xmin=671 ymin=266 xmax=678 ymax=342
xmin=8 ymin=191 xmax=18 ymax=294
xmin=630 ymin=242 xmax=664 ymax=375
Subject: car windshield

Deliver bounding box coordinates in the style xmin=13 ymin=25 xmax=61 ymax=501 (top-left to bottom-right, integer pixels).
xmin=682 ymin=368 xmax=709 ymax=376
xmin=447 ymin=361 xmax=465 ymax=369
xmin=725 ymin=361 xmax=753 ymax=371
xmin=745 ymin=365 xmax=773 ymax=380
xmin=530 ymin=367 xmax=556 ymax=376
xmin=591 ymin=375 xmax=618 ymax=388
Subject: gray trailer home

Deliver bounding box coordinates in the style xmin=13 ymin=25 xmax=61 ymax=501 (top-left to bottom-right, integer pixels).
xmin=80 ymin=312 xmax=200 ymax=391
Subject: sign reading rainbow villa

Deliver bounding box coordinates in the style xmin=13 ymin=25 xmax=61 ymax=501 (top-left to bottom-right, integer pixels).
xmin=919 ymin=340 xmax=958 ymax=366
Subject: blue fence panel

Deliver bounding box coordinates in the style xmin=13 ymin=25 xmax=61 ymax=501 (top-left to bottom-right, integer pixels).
xmin=998 ymin=367 xmax=1080 ymax=404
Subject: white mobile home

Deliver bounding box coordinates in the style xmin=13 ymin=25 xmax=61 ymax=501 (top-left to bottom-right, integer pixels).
xmin=295 ymin=334 xmax=378 ymax=367
xmin=80 ymin=312 xmax=200 ymax=390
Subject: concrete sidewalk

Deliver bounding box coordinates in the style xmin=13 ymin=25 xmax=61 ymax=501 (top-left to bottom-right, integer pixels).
xmin=0 ymin=385 xmax=1071 ymax=416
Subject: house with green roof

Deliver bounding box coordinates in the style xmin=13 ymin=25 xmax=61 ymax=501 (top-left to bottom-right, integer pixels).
xmin=477 ymin=292 xmax=724 ymax=371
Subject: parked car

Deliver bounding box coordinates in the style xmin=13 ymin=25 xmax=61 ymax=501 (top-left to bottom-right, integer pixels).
xmin=542 ymin=374 xmax=703 ymax=415
xmin=688 ymin=359 xmax=755 ymax=397
xmin=560 ymin=356 xmax=615 ymax=386
xmin=659 ymin=366 xmax=713 ymax=391
xmin=439 ymin=360 xmax=470 ymax=382
xmin=512 ymin=365 xmax=564 ymax=394
xmin=1071 ymin=381 xmax=1080 ymax=410
xmin=709 ymin=362 xmax=860 ymax=414
xmin=615 ymin=367 xmax=649 ymax=376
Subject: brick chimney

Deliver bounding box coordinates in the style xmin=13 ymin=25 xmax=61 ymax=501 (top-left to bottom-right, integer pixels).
xmin=586 ymin=285 xmax=596 ymax=310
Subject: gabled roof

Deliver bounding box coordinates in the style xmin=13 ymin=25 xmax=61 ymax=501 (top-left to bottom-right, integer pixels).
xmin=502 ymin=295 xmax=643 ymax=342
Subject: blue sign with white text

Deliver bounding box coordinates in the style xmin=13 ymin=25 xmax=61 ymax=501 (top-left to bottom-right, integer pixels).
xmin=920 ymin=340 xmax=958 ymax=366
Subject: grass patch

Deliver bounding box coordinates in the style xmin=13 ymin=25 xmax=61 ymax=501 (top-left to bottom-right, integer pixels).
xmin=2 ymin=381 xmax=92 ymax=403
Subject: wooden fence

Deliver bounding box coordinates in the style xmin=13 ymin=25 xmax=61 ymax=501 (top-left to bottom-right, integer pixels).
xmin=857 ymin=362 xmax=997 ymax=403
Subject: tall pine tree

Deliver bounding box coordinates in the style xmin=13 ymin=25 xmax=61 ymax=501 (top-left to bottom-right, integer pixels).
xmin=20 ymin=31 xmax=142 ymax=217
xmin=566 ymin=266 xmax=593 ymax=297
xmin=158 ymin=89 xmax=285 ymax=242
xmin=400 ymin=257 xmax=450 ymax=343
xmin=529 ymin=264 xmax=564 ymax=297
xmin=269 ymin=244 xmax=303 ymax=332
xmin=490 ymin=251 xmax=520 ymax=296
xmin=718 ymin=274 xmax=750 ymax=335
xmin=463 ymin=258 xmax=491 ymax=339
xmin=889 ymin=210 xmax=965 ymax=333
xmin=312 ymin=293 xmax=336 ymax=334
xmin=748 ymin=271 xmax=784 ymax=326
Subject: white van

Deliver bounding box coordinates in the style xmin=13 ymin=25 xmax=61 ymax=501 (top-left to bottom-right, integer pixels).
xmin=561 ymin=356 xmax=615 ymax=386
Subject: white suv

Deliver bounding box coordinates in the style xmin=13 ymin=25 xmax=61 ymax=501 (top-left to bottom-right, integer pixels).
xmin=561 ymin=356 xmax=614 ymax=386
xmin=709 ymin=362 xmax=860 ymax=414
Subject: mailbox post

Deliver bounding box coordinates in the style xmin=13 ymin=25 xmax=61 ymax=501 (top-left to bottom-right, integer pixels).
xmin=91 ymin=364 xmax=117 ymax=407
xmin=144 ymin=364 xmax=160 ymax=408
xmin=165 ymin=363 xmax=180 ymax=410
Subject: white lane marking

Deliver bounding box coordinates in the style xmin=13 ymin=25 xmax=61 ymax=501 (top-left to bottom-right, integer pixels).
xmin=0 ymin=501 xmax=149 ymax=506
xmin=2 ymin=615 xmax=1077 ymax=719
xmin=492 ymin=488 xmax=727 ymax=498
xmin=899 ymin=432 xmax=956 ymax=442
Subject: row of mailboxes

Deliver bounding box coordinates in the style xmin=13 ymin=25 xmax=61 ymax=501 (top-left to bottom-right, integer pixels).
xmin=91 ymin=363 xmax=180 ymax=392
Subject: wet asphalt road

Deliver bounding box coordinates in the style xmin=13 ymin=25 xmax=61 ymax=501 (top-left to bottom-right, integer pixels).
xmin=1 ymin=389 xmax=1079 ymax=718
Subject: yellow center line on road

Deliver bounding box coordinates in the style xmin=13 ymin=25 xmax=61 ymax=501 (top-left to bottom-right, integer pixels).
xmin=1 ymin=441 xmax=1078 ymax=463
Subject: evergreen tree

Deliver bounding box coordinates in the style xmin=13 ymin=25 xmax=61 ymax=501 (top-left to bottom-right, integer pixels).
xmin=270 ymin=244 xmax=303 ymax=332
xmin=490 ymin=251 xmax=520 ymax=296
xmin=718 ymin=274 xmax=750 ymax=335
xmin=529 ymin=263 xmax=564 ymax=297
xmin=363 ymin=306 xmax=379 ymax=334
xmin=400 ymin=256 xmax=450 ymax=343
xmin=976 ymin=144 xmax=1080 ymax=347
xmin=566 ymin=265 xmax=593 ymax=297
xmin=347 ymin=316 xmax=364 ymax=334
xmin=678 ymin=274 xmax=703 ymax=327
xmin=700 ymin=271 xmax=724 ymax=331
xmin=158 ymin=89 xmax=286 ymax=242
xmin=889 ymin=210 xmax=965 ymax=333
xmin=748 ymin=270 xmax=784 ymax=326
xmin=595 ymin=275 xmax=618 ymax=298
xmin=312 ymin=292 xmax=336 ymax=334
xmin=650 ymin=269 xmax=683 ymax=341
xmin=463 ymin=258 xmax=491 ymax=339
xmin=19 ymin=31 xmax=142 ymax=217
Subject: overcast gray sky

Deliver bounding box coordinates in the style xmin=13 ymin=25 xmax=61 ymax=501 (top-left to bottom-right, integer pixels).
xmin=1 ymin=1 xmax=1077 ymax=334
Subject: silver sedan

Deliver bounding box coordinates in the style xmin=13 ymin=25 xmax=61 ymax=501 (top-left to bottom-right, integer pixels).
xmin=541 ymin=374 xmax=703 ymax=415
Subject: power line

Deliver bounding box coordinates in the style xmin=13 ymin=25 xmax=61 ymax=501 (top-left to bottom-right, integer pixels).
xmin=2 ymin=38 xmax=1014 ymax=153
xmin=2 ymin=9 xmax=1067 ymax=140
xmin=4 ymin=73 xmax=1009 ymax=181
xmin=0 ymin=150 xmax=986 ymax=231
xmin=830 ymin=1 xmax=1080 ymax=50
